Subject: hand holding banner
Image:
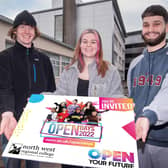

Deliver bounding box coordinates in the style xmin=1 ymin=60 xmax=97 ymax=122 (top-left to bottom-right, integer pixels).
xmin=3 ymin=94 xmax=139 ymax=168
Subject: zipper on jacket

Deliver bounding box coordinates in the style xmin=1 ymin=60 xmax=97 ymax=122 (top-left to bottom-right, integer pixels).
xmin=26 ymin=48 xmax=29 ymax=56
xmin=26 ymin=48 xmax=32 ymax=92
xmin=33 ymin=64 xmax=37 ymax=83
xmin=145 ymin=52 xmax=152 ymax=105
xmin=94 ymin=85 xmax=97 ymax=96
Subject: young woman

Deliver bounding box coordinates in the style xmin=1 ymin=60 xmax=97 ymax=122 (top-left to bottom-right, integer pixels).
xmin=55 ymin=28 xmax=124 ymax=168
xmin=82 ymin=101 xmax=95 ymax=119
xmin=55 ymin=29 xmax=123 ymax=98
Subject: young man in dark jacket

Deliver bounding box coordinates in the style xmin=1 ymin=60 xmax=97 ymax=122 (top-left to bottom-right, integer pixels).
xmin=127 ymin=5 xmax=168 ymax=168
xmin=0 ymin=10 xmax=56 ymax=168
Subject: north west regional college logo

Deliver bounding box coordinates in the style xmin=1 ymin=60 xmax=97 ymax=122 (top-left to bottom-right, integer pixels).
xmin=8 ymin=143 xmax=22 ymax=155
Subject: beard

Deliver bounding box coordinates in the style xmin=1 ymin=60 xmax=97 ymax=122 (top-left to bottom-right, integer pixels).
xmin=142 ymin=30 xmax=166 ymax=46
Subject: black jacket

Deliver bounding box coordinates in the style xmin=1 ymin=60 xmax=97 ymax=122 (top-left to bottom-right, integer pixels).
xmin=0 ymin=41 xmax=56 ymax=120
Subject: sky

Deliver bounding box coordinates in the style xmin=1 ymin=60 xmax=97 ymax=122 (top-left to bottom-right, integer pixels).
xmin=118 ymin=0 xmax=168 ymax=32
xmin=0 ymin=0 xmax=168 ymax=32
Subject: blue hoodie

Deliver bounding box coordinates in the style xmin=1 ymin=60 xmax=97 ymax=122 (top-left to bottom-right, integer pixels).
xmin=127 ymin=45 xmax=168 ymax=147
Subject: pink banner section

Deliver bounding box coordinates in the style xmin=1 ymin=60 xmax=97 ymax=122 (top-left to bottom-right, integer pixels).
xmin=99 ymin=98 xmax=134 ymax=111
xmin=122 ymin=121 xmax=136 ymax=140
xmin=43 ymin=137 xmax=95 ymax=147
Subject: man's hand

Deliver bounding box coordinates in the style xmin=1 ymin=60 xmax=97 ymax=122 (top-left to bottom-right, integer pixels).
xmin=0 ymin=112 xmax=17 ymax=140
xmin=136 ymin=117 xmax=150 ymax=142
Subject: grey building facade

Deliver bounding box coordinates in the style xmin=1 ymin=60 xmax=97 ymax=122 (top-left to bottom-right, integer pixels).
xmin=32 ymin=0 xmax=126 ymax=79
xmin=0 ymin=14 xmax=74 ymax=80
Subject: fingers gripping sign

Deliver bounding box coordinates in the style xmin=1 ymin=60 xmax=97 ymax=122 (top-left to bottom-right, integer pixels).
xmin=0 ymin=112 xmax=17 ymax=140
xmin=135 ymin=117 xmax=150 ymax=142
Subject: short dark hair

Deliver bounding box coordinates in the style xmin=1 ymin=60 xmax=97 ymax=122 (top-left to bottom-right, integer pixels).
xmin=142 ymin=5 xmax=168 ymax=23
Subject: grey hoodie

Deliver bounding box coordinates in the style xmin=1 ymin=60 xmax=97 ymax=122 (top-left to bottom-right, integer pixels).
xmin=127 ymin=45 xmax=168 ymax=147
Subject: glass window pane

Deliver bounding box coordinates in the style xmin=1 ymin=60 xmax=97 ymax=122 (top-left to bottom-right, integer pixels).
xmin=61 ymin=56 xmax=71 ymax=71
xmin=55 ymin=15 xmax=63 ymax=41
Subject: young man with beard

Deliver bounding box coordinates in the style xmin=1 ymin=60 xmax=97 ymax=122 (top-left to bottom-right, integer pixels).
xmin=0 ymin=10 xmax=56 ymax=168
xmin=127 ymin=5 xmax=168 ymax=168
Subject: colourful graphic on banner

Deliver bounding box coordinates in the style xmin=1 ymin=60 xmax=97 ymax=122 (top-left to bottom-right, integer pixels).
xmin=2 ymin=95 xmax=138 ymax=168
xmin=122 ymin=121 xmax=136 ymax=140
xmin=41 ymin=122 xmax=103 ymax=142
xmin=99 ymin=97 xmax=134 ymax=111
xmin=88 ymin=149 xmax=134 ymax=167
xmin=43 ymin=137 xmax=95 ymax=147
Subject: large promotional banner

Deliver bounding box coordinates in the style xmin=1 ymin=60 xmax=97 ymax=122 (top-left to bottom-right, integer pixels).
xmin=3 ymin=94 xmax=139 ymax=168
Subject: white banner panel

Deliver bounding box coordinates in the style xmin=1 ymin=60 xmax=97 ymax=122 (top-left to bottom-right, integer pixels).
xmin=3 ymin=94 xmax=139 ymax=168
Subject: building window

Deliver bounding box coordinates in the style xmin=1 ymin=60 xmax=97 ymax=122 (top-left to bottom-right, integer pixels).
xmin=5 ymin=40 xmax=14 ymax=49
xmin=42 ymin=50 xmax=71 ymax=77
xmin=61 ymin=56 xmax=71 ymax=72
xmin=50 ymin=56 xmax=60 ymax=77
xmin=41 ymin=50 xmax=60 ymax=77
xmin=54 ymin=15 xmax=63 ymax=41
xmin=112 ymin=51 xmax=118 ymax=66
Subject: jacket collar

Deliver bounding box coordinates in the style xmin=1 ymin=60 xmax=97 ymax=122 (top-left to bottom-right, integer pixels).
xmin=143 ymin=43 xmax=168 ymax=57
xmin=14 ymin=41 xmax=34 ymax=54
xmin=69 ymin=60 xmax=97 ymax=71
